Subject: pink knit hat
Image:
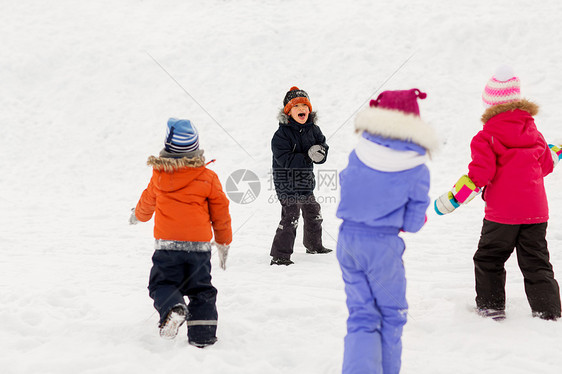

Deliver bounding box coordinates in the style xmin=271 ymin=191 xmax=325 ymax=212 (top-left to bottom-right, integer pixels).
xmin=355 ymin=88 xmax=439 ymax=153
xmin=369 ymin=88 xmax=427 ymax=116
xmin=482 ymin=65 xmax=521 ymax=108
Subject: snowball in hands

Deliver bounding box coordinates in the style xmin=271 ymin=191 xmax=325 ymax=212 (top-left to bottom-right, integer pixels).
xmin=308 ymin=144 xmax=326 ymax=163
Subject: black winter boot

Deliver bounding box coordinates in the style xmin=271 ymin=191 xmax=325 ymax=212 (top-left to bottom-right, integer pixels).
xmin=270 ymin=257 xmax=294 ymax=266
xmin=306 ymin=247 xmax=333 ymax=254
xmin=189 ymin=337 xmax=218 ymax=348
xmin=532 ymin=311 xmax=560 ymax=321
xmin=476 ymin=308 xmax=506 ymax=321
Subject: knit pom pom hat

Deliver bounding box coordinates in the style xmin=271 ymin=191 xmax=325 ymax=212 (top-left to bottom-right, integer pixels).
xmin=482 ymin=65 xmax=521 ymax=108
xmin=283 ymin=86 xmax=312 ymax=114
xmin=164 ymin=118 xmax=199 ymax=154
xmin=370 ymin=88 xmax=427 ymax=116
xmin=354 ymin=88 xmax=439 ymax=154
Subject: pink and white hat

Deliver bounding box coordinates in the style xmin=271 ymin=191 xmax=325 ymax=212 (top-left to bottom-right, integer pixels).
xmin=482 ymin=65 xmax=521 ymax=108
xmin=369 ymin=88 xmax=427 ymax=116
xmin=354 ymin=88 xmax=440 ymax=154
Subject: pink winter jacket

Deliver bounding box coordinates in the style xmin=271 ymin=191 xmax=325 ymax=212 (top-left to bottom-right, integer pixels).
xmin=468 ymin=100 xmax=553 ymax=224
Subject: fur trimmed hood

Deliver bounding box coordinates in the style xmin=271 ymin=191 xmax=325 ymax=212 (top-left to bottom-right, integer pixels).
xmin=354 ymin=106 xmax=439 ymax=154
xmin=278 ymin=109 xmax=318 ymax=125
xmin=147 ymin=155 xmax=206 ymax=172
xmin=481 ymin=99 xmax=539 ymax=123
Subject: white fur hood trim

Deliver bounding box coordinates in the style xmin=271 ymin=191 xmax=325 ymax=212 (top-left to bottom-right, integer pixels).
xmin=354 ymin=107 xmax=439 ymax=154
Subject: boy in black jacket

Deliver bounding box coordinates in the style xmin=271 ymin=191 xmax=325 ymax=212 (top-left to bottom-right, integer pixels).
xmin=270 ymin=86 xmax=331 ymax=265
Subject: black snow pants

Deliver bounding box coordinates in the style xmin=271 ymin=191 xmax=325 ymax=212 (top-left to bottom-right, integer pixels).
xmin=474 ymin=219 xmax=561 ymax=318
xmin=148 ymin=250 xmax=218 ymax=344
xmin=270 ymin=194 xmax=323 ymax=259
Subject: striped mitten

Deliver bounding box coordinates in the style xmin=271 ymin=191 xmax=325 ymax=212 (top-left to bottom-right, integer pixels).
xmin=435 ymin=175 xmax=481 ymax=215
xmin=549 ymin=144 xmax=562 ymax=167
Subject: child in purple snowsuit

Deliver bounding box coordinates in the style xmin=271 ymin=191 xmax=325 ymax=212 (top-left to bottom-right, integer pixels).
xmin=336 ymin=89 xmax=439 ymax=373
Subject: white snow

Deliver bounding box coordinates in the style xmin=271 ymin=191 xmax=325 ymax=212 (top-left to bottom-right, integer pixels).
xmin=2 ymin=0 xmax=562 ymax=373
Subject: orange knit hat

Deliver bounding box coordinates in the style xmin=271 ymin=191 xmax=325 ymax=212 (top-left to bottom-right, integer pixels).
xmin=283 ymin=86 xmax=312 ymax=114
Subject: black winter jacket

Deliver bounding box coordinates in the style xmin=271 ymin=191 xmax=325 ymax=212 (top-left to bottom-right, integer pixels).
xmin=271 ymin=111 xmax=329 ymax=198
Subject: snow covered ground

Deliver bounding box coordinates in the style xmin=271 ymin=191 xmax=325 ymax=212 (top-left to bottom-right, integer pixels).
xmin=2 ymin=0 xmax=562 ymax=373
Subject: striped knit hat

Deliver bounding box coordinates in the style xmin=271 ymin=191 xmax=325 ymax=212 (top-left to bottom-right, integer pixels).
xmin=482 ymin=65 xmax=521 ymax=108
xmin=164 ymin=118 xmax=199 ymax=154
xmin=283 ymin=86 xmax=312 ymax=114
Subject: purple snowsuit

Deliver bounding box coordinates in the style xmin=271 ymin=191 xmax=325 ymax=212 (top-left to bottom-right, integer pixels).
xmin=336 ymin=132 xmax=432 ymax=373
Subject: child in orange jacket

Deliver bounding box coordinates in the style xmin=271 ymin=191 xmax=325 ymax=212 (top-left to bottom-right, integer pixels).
xmin=130 ymin=118 xmax=232 ymax=347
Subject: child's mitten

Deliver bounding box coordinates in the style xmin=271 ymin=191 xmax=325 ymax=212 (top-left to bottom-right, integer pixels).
xmin=307 ymin=145 xmax=326 ymax=163
xmin=129 ymin=208 xmax=139 ymax=225
xmin=549 ymin=144 xmax=562 ymax=167
xmin=213 ymin=241 xmax=230 ymax=270
xmin=451 ymin=174 xmax=481 ymax=204
xmin=434 ymin=191 xmax=460 ymax=215
xmin=434 ymin=175 xmax=480 ymax=215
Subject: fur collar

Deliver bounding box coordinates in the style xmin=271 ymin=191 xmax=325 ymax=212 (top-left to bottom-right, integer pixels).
xmin=481 ymin=99 xmax=539 ymax=123
xmin=278 ymin=109 xmax=318 ymax=125
xmin=354 ymin=106 xmax=439 ymax=154
xmin=147 ymin=155 xmax=206 ymax=172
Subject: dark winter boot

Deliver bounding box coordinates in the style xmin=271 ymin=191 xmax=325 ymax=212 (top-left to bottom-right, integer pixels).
xmin=476 ymin=308 xmax=506 ymax=322
xmin=532 ymin=311 xmax=560 ymax=321
xmin=159 ymin=304 xmax=187 ymax=339
xmin=306 ymin=247 xmax=333 ymax=254
xmin=270 ymin=257 xmax=294 ymax=266
xmin=189 ymin=337 xmax=218 ymax=348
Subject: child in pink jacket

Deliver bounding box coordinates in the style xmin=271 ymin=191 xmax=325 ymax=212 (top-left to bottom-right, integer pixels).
xmin=436 ymin=66 xmax=561 ymax=321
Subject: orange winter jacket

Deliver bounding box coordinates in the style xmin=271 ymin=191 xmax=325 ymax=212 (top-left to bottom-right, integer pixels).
xmin=134 ymin=155 xmax=232 ymax=245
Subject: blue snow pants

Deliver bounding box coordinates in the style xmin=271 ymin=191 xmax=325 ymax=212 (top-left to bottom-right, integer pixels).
xmin=337 ymin=222 xmax=408 ymax=374
xmin=148 ymin=250 xmax=218 ymax=344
